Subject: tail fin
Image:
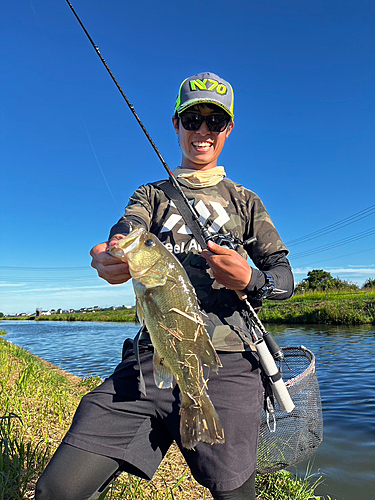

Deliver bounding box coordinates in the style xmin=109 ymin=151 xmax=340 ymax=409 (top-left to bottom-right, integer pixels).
xmin=180 ymin=393 xmax=225 ymax=450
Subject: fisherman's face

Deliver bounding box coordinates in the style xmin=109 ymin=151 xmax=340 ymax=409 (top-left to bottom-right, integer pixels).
xmin=172 ymin=105 xmax=234 ymax=170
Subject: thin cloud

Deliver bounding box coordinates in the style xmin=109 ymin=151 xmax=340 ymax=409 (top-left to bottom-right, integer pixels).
xmin=2 ymin=284 xmax=128 ymax=294
xmin=0 ymin=283 xmax=27 ymax=288
xmin=293 ymin=267 xmax=375 ymax=275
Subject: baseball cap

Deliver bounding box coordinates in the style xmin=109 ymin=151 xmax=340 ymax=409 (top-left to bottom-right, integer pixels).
xmin=174 ymin=72 xmax=234 ymax=119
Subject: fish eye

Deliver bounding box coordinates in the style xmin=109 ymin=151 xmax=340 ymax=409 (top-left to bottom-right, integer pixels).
xmin=144 ymin=239 xmax=154 ymax=247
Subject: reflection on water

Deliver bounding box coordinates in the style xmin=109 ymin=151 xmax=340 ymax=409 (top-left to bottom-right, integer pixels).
xmin=2 ymin=320 xmax=375 ymax=500
xmin=1 ymin=320 xmax=139 ymax=379
xmin=267 ymin=324 xmax=375 ymax=500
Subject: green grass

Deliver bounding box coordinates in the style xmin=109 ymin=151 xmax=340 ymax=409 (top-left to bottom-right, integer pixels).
xmin=256 ymin=467 xmax=330 ymax=500
xmin=0 ymin=414 xmax=48 ymax=500
xmin=3 ymin=290 xmax=375 ymax=326
xmin=34 ymin=309 xmax=137 ymax=323
xmin=0 ymin=338 xmax=89 ymax=498
xmin=260 ymin=289 xmax=375 ymax=325
xmin=3 ymin=307 xmax=137 ymax=323
xmin=0 ymin=336 xmax=333 ymax=499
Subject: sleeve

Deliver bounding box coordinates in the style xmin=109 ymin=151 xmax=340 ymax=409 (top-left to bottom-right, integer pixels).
xmin=108 ymin=184 xmax=154 ymax=239
xmin=245 ymin=252 xmax=294 ymax=301
xmin=243 ymin=193 xmax=294 ymax=301
xmin=244 ymin=194 xmax=288 ymax=265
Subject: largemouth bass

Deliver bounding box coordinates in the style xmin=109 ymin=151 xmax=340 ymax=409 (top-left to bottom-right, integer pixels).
xmin=108 ymin=227 xmax=225 ymax=449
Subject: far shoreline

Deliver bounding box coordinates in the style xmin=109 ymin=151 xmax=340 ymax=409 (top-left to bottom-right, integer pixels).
xmin=2 ymin=289 xmax=375 ymax=325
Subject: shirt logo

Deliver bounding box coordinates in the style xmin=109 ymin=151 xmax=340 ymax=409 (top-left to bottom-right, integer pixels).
xmin=160 ymin=200 xmax=231 ymax=254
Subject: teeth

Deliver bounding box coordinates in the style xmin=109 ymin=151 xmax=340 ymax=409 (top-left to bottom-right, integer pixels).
xmin=193 ymin=142 xmax=211 ymax=147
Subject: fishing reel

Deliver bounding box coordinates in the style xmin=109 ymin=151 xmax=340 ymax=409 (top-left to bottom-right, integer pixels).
xmin=208 ymin=233 xmax=239 ymax=250
xmin=205 ymin=232 xmax=257 ymax=251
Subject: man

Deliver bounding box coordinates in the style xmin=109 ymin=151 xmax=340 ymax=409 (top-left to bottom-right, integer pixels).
xmin=36 ymin=72 xmax=294 ymax=500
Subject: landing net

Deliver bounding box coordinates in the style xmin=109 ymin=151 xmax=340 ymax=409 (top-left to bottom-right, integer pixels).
xmin=256 ymin=346 xmax=323 ymax=474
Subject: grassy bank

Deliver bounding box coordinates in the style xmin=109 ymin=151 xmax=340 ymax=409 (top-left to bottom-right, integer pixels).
xmin=3 ymin=290 xmax=375 ymax=326
xmin=3 ymin=307 xmax=138 ymax=323
xmin=0 ymin=337 xmax=331 ymax=499
xmin=260 ymin=290 xmax=375 ymax=325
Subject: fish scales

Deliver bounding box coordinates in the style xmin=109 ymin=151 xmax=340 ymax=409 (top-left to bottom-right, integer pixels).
xmin=109 ymin=227 xmax=225 ymax=449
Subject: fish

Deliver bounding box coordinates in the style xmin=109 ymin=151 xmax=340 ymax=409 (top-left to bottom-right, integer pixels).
xmin=108 ymin=226 xmax=225 ymax=449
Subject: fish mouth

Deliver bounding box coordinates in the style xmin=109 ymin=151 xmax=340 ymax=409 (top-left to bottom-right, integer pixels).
xmin=120 ymin=227 xmax=145 ymax=254
xmin=109 ymin=226 xmax=145 ymax=259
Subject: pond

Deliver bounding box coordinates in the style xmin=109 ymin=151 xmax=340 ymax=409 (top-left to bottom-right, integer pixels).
xmin=1 ymin=320 xmax=374 ymax=500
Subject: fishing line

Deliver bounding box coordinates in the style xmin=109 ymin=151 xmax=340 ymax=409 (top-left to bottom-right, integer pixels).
xmin=64 ymin=0 xmax=210 ymax=245
xmin=63 ymin=0 xmax=295 ymax=414
xmin=29 ymin=0 xmax=118 ymax=206
xmin=28 ymin=0 xmax=57 ymax=72
xmin=81 ymin=119 xmax=117 ymax=205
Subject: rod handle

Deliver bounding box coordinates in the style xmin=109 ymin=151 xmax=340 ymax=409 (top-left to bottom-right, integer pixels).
xmin=256 ymin=339 xmax=295 ymax=413
xmin=263 ymin=331 xmax=284 ymax=362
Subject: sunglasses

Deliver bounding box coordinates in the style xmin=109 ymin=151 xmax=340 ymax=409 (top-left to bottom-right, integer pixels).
xmin=179 ymin=112 xmax=231 ymax=133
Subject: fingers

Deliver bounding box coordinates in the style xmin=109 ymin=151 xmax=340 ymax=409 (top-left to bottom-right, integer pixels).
xmin=109 ymin=233 xmax=127 ymax=242
xmin=201 ymin=241 xmax=252 ymax=290
xmin=90 ymin=241 xmax=131 ymax=285
xmin=206 ymin=240 xmax=233 ymax=254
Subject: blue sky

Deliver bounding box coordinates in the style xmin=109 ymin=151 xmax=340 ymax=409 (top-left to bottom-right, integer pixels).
xmin=1 ymin=0 xmax=374 ymax=314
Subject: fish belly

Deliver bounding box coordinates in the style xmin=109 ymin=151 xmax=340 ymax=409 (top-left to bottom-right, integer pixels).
xmin=134 ymin=279 xmax=225 ymax=448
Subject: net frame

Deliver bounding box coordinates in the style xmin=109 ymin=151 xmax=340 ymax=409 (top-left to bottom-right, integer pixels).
xmin=256 ymin=346 xmax=323 ymax=475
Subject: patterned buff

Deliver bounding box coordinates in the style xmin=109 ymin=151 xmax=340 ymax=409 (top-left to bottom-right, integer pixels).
xmin=173 ymin=166 xmax=226 ymax=188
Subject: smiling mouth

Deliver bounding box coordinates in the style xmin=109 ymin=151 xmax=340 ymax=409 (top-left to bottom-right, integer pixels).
xmin=192 ymin=141 xmax=212 ymax=151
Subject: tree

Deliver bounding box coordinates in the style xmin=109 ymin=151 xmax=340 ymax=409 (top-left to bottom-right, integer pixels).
xmin=295 ymin=270 xmax=334 ymax=292
xmin=362 ymin=278 xmax=375 ymax=289
xmin=295 ymin=269 xmax=359 ymax=293
xmin=306 ymin=270 xmax=333 ymax=290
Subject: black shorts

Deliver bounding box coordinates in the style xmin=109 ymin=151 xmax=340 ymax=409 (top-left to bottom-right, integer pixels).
xmin=63 ymin=339 xmax=263 ymax=491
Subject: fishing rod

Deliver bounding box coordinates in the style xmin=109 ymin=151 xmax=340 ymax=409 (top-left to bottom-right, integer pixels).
xmin=65 ymin=0 xmax=294 ymax=414
xmin=65 ymin=0 xmax=211 ymax=246
xmin=65 ymin=0 xmax=253 ymax=250
xmin=238 ymin=293 xmax=295 ymax=414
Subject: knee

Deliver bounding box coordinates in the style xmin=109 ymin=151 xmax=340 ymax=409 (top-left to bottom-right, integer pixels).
xmin=35 ymin=473 xmax=55 ymax=500
xmin=35 ymin=471 xmax=73 ymax=500
xmin=210 ymin=471 xmax=256 ymax=500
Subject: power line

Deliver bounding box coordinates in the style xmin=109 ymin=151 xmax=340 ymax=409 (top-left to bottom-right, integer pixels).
xmin=2 ymin=204 xmax=375 ymax=273
xmin=286 ymin=204 xmax=375 ymax=246
xmin=293 ymin=246 xmax=375 ymax=268
xmin=291 ymin=227 xmax=375 ymax=260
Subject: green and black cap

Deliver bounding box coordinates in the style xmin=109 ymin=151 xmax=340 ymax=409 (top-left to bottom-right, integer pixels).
xmin=174 ymin=72 xmax=234 ymax=119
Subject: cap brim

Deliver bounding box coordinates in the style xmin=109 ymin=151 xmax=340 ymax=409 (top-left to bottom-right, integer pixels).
xmin=176 ymin=98 xmax=234 ymax=119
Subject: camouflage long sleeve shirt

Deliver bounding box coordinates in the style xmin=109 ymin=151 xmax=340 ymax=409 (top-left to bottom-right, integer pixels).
xmin=109 ymin=177 xmax=293 ymax=352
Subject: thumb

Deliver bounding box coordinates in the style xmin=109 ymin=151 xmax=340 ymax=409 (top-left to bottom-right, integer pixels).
xmin=207 ymin=240 xmax=233 ymax=255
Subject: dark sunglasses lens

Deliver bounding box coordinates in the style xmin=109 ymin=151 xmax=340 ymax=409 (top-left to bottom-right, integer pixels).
xmin=206 ymin=115 xmax=230 ymax=132
xmin=180 ymin=113 xmax=204 ymax=131
xmin=180 ymin=112 xmax=230 ymax=132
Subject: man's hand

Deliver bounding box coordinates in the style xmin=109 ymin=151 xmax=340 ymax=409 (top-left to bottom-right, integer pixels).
xmin=201 ymin=240 xmax=252 ymax=290
xmin=90 ymin=234 xmax=131 ymax=285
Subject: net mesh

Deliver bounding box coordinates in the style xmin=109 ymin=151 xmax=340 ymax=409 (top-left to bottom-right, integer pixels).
xmin=256 ymin=346 xmax=323 ymax=475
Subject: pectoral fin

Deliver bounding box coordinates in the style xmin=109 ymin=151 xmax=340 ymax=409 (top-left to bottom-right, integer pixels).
xmin=201 ymin=333 xmax=222 ymax=373
xmin=136 ymin=299 xmax=144 ymax=324
xmin=153 ymin=350 xmax=174 ymax=389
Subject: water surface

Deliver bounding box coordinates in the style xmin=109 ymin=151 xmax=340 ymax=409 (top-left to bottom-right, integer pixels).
xmin=2 ymin=320 xmax=374 ymax=500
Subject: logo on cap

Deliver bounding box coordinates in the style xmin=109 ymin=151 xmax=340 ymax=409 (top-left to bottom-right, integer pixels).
xmin=175 ymin=72 xmax=234 ymax=118
xmin=189 ymin=78 xmax=228 ymax=96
